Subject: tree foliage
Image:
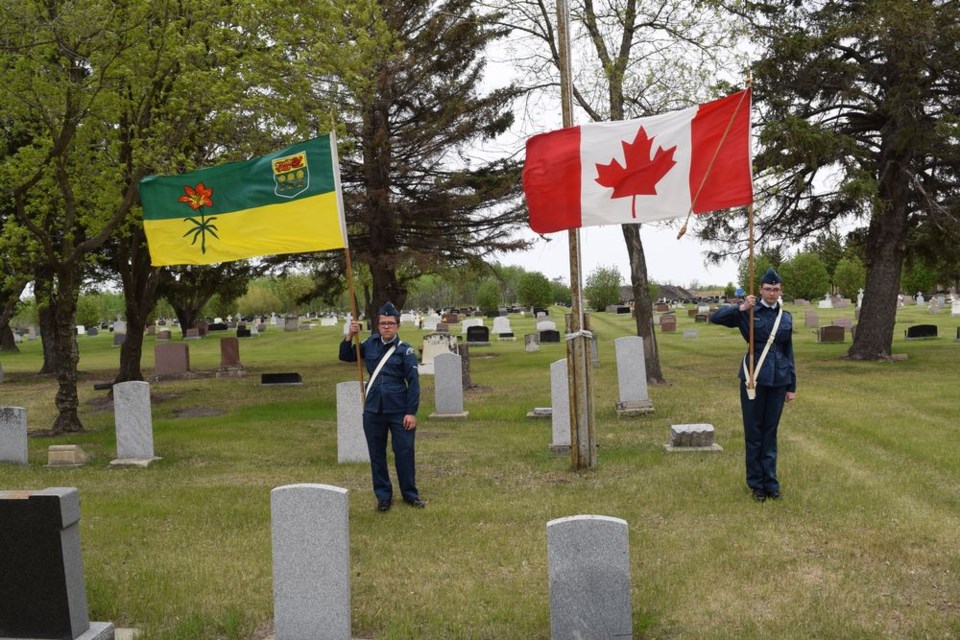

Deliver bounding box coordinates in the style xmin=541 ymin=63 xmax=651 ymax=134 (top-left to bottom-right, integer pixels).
xmin=517 ymin=272 xmax=553 ymax=308
xmin=833 ymin=256 xmax=867 ymax=300
xmin=717 ymin=0 xmax=960 ymax=359
xmin=778 ymin=252 xmax=830 ymax=301
xmin=334 ymin=0 xmax=529 ymax=320
xmin=584 ymin=266 xmax=623 ymax=312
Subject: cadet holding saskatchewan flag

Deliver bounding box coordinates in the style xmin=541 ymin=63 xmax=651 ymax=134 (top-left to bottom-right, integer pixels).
xmin=139 ymin=135 xmax=347 ymax=266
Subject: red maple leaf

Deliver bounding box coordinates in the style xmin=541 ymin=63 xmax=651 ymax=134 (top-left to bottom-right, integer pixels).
xmin=594 ymin=127 xmax=677 ymax=218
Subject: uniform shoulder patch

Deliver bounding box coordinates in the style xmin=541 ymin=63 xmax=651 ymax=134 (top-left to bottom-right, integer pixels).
xmin=405 ymin=346 xmax=415 ymax=356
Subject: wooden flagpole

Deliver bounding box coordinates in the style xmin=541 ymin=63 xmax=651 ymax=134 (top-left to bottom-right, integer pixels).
xmin=747 ymin=202 xmax=756 ymax=395
xmin=328 ymin=130 xmax=367 ymax=402
xmin=344 ymin=248 xmax=367 ymax=403
xmin=557 ymin=0 xmax=596 ymax=469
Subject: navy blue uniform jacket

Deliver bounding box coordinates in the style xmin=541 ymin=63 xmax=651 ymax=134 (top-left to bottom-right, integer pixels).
xmin=340 ymin=334 xmax=421 ymax=415
xmin=710 ymin=303 xmax=796 ymax=392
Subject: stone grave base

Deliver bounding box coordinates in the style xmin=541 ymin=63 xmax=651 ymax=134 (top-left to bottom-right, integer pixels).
xmin=616 ymin=400 xmax=654 ymax=417
xmin=417 ymin=363 xmax=435 ymax=375
xmin=428 ymin=411 xmax=469 ymax=420
xmin=526 ymin=407 xmax=552 ymax=419
xmin=464 ymin=341 xmax=490 ymax=347
xmin=45 ymin=444 xmax=88 ymax=469
xmin=663 ymin=443 xmax=723 ymax=453
xmin=548 ymin=443 xmax=571 ymax=454
xmin=109 ymin=457 xmax=162 ymax=468
xmin=216 ymin=365 xmax=245 ymax=378
xmin=1 ymin=621 xmax=117 ymax=640
xmin=664 ymin=423 xmax=722 ymax=452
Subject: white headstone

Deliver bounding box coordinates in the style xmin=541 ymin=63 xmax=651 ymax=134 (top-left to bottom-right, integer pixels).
xmin=547 ymin=515 xmax=632 ymax=640
xmin=430 ymin=352 xmax=467 ymax=418
xmin=336 ymin=381 xmax=368 ymax=464
xmin=0 ymin=406 xmax=28 ymax=464
xmin=111 ymin=381 xmax=160 ymax=465
xmin=461 ymin=317 xmax=483 ymax=334
xmin=419 ymin=333 xmax=458 ymax=375
xmin=537 ymin=320 xmax=557 ymax=333
xmin=113 ymin=320 xmax=127 ymax=335
xmin=422 ymin=314 xmax=440 ymax=331
xmin=818 ymin=294 xmax=833 ymax=309
xmin=492 ymin=316 xmax=512 ymax=334
xmin=614 ymin=336 xmax=653 ymax=415
xmin=271 ymin=484 xmax=351 ymax=640
xmin=550 ymin=359 xmax=570 ymax=450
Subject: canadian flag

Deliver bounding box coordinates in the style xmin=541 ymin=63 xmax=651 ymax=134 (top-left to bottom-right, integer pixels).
xmin=523 ymin=89 xmax=753 ymax=234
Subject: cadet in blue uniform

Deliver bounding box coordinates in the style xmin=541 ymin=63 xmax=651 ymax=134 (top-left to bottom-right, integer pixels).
xmin=340 ymin=302 xmax=424 ymax=511
xmin=710 ymin=268 xmax=796 ymax=502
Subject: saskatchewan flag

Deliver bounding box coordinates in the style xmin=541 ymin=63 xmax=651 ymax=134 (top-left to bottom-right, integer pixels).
xmin=139 ymin=135 xmax=347 ymax=266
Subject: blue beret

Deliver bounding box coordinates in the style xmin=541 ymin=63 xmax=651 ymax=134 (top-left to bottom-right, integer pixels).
xmin=378 ymin=301 xmax=400 ymax=318
xmin=761 ymin=268 xmax=782 ymax=285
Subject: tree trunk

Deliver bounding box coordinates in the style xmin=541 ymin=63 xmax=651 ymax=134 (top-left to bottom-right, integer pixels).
xmin=0 ymin=325 xmax=18 ymax=353
xmin=50 ymin=270 xmax=83 ymax=434
xmin=847 ymin=177 xmax=910 ymax=360
xmin=115 ymin=231 xmax=160 ymax=383
xmin=622 ymin=225 xmax=665 ymax=382
xmin=37 ymin=300 xmax=57 ymax=375
xmin=367 ymin=262 xmax=407 ymax=327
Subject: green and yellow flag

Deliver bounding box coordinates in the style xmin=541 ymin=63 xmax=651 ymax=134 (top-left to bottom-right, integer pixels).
xmin=139 ymin=135 xmax=347 ymax=266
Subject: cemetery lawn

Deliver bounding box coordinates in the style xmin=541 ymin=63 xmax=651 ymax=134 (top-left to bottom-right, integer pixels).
xmin=1 ymin=305 xmax=959 ymax=639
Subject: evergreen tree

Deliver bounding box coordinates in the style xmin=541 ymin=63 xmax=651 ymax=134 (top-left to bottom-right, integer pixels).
xmin=738 ymin=0 xmax=960 ymax=359
xmin=338 ymin=0 xmax=529 ymax=321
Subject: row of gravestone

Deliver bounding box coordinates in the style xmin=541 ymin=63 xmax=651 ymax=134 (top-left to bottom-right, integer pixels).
xmin=0 ymin=484 xmax=635 ymax=640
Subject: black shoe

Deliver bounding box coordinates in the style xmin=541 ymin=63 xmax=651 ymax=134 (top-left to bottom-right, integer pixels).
xmin=766 ymin=490 xmax=782 ymax=500
xmin=404 ymin=498 xmax=427 ymax=508
xmin=376 ymin=499 xmax=392 ymax=512
xmin=751 ymin=488 xmax=766 ymax=502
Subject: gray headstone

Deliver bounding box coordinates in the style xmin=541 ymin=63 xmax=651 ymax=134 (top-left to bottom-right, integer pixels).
xmin=524 ymin=333 xmax=540 ymax=352
xmin=614 ymin=336 xmax=653 ymax=415
xmin=547 ymin=515 xmax=632 ymax=640
xmin=111 ymin=381 xmax=159 ymax=465
xmin=336 ymin=381 xmax=368 ymax=463
xmin=431 ymin=352 xmax=467 ymax=418
xmin=0 ymin=362 xmax=4 ymax=384
xmin=550 ymin=359 xmax=570 ymax=451
xmin=0 ymin=406 xmax=28 ymax=465
xmin=285 ymin=317 xmax=300 ymax=332
xmin=271 ymin=484 xmax=351 ymax=640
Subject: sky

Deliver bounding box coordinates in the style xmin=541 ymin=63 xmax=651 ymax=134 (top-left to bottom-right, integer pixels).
xmin=496 ymin=222 xmax=741 ymax=290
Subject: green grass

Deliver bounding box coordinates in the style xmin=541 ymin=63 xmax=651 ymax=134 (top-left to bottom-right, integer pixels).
xmin=1 ymin=304 xmax=959 ymax=639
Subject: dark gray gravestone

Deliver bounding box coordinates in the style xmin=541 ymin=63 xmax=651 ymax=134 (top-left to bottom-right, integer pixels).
xmin=0 ymin=488 xmax=113 ymax=640
xmin=465 ymin=325 xmax=490 ymax=345
xmin=540 ymin=329 xmax=561 ymax=343
xmin=262 ymin=372 xmax=303 ymax=385
xmin=905 ymin=324 xmax=938 ymax=339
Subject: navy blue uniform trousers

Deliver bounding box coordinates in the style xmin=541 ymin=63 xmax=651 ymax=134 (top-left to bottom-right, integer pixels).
xmin=364 ymin=411 xmax=418 ymax=503
xmin=740 ymin=381 xmax=787 ymax=493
